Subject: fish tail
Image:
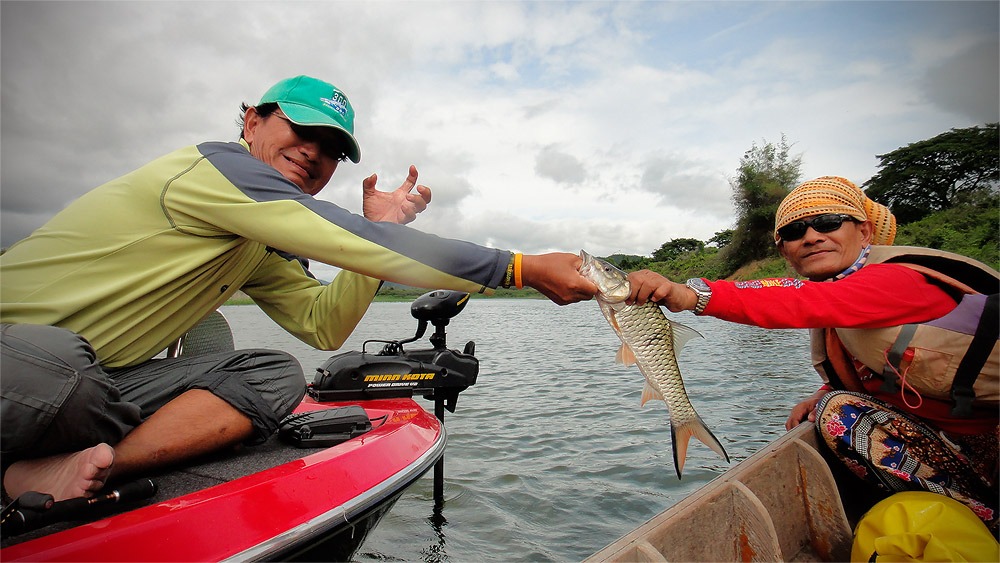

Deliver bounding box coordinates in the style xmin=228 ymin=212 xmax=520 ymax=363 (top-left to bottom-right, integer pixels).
xmin=670 ymin=415 xmax=730 ymax=479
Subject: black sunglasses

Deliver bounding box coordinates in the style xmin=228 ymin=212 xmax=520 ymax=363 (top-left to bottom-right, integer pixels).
xmin=271 ymin=113 xmax=350 ymax=162
xmin=777 ymin=213 xmax=856 ymax=242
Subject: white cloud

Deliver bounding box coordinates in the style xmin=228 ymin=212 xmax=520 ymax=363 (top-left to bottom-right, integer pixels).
xmin=921 ymin=39 xmax=1000 ymax=123
xmin=2 ymin=0 xmax=996 ymax=260
xmin=535 ymin=146 xmax=586 ymax=185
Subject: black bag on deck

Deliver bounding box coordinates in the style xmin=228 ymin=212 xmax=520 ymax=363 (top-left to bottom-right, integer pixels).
xmin=278 ymin=406 xmax=372 ymax=448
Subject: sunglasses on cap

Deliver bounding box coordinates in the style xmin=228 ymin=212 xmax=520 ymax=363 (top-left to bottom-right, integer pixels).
xmin=776 ymin=213 xmax=857 ymax=242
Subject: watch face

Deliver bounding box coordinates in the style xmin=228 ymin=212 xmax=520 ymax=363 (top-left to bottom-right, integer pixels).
xmin=688 ymin=278 xmax=709 ymax=292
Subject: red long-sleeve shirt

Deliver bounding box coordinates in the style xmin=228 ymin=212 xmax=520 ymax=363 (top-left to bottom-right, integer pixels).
xmin=703 ymin=264 xmax=995 ymax=434
xmin=704 ymin=264 xmax=956 ymax=329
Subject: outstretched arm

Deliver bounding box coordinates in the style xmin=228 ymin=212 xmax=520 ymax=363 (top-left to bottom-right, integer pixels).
xmin=362 ymin=165 xmax=432 ymax=224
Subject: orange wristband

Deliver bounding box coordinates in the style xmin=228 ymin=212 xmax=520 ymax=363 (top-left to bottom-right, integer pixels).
xmin=514 ymin=253 xmax=523 ymax=289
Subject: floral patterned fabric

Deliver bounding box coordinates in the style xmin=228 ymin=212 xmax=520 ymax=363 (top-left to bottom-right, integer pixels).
xmin=816 ymin=390 xmax=998 ymax=532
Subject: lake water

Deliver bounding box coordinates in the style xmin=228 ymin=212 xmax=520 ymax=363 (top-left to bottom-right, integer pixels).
xmin=221 ymin=298 xmax=816 ymax=562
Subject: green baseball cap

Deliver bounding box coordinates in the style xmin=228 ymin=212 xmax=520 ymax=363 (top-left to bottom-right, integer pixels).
xmin=259 ymin=75 xmax=361 ymax=163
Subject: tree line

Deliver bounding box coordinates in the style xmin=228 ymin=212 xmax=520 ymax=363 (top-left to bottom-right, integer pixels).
xmin=612 ymin=122 xmax=999 ymax=280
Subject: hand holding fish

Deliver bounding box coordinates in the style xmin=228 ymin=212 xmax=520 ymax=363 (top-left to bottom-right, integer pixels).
xmin=362 ymin=165 xmax=432 ymax=225
xmin=521 ymin=253 xmax=600 ymax=305
xmin=626 ymin=270 xmax=698 ymax=312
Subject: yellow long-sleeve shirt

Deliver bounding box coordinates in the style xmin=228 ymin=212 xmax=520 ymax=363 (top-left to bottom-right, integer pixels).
xmin=1 ymin=140 xmax=508 ymax=367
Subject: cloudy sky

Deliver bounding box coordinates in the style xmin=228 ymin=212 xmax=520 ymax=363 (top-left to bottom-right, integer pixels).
xmin=2 ymin=1 xmax=997 ymax=280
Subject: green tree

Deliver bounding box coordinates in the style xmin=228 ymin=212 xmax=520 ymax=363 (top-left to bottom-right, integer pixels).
xmin=863 ymin=123 xmax=999 ymax=223
xmin=893 ymin=192 xmax=1000 ymax=270
xmin=652 ymin=238 xmax=704 ymax=261
xmin=708 ymin=229 xmax=733 ymax=248
xmin=611 ymin=254 xmax=648 ymax=270
xmin=721 ymin=136 xmax=802 ymax=274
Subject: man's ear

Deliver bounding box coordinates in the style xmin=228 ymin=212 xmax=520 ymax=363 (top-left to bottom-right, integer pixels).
xmin=243 ymin=106 xmax=260 ymax=144
xmin=858 ymin=220 xmax=873 ymax=246
xmin=777 ymin=239 xmax=790 ymax=262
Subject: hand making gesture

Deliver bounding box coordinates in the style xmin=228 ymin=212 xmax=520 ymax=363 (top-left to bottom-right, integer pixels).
xmin=362 ymin=165 xmax=432 ymax=225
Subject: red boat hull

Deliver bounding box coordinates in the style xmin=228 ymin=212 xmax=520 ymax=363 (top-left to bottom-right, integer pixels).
xmin=1 ymin=398 xmax=445 ymax=562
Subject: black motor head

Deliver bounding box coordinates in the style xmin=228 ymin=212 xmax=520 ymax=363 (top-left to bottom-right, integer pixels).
xmin=411 ymin=290 xmax=470 ymax=324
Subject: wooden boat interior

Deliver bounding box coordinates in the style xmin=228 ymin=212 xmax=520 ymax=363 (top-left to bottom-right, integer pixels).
xmin=586 ymin=422 xmax=880 ymax=562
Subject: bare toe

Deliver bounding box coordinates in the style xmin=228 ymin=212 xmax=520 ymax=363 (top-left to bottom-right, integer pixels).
xmin=3 ymin=443 xmax=116 ymax=502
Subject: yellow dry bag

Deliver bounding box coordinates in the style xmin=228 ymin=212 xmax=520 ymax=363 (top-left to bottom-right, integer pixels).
xmin=852 ymin=491 xmax=998 ymax=562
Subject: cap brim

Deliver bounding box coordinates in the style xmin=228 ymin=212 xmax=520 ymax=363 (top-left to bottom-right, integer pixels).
xmin=278 ymin=102 xmax=361 ymax=163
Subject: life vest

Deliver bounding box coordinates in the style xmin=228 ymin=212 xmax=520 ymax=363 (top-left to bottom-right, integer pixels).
xmin=812 ymin=245 xmax=999 ymax=418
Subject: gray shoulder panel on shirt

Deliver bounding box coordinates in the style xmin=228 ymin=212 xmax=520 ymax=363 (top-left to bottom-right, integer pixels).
xmin=195 ymin=142 xmax=506 ymax=287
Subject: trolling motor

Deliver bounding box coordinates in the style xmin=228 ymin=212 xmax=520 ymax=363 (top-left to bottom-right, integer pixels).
xmin=307 ymin=289 xmax=479 ymax=411
xmin=306 ymin=289 xmax=480 ymax=506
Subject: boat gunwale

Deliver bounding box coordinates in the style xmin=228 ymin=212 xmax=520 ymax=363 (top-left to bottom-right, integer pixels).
xmin=227 ymin=419 xmax=447 ymax=561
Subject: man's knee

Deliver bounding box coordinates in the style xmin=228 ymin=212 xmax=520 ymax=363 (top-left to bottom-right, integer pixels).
xmin=1 ymin=324 xmax=100 ymax=374
xmin=1 ymin=324 xmax=141 ymax=460
xmin=815 ymin=390 xmax=866 ymax=421
xmin=199 ymin=349 xmax=305 ymax=442
xmin=242 ymin=349 xmax=306 ymax=420
xmin=113 ymin=348 xmax=305 ymax=444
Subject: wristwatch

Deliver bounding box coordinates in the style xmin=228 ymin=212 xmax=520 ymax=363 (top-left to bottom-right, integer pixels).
xmin=685 ymin=278 xmax=712 ymax=315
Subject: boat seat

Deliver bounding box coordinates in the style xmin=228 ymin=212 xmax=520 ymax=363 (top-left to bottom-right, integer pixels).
xmin=164 ymin=310 xmax=235 ymax=358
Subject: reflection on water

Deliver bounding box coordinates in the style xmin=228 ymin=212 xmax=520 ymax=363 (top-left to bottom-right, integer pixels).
xmin=222 ymin=299 xmax=815 ymax=562
xmin=421 ymin=503 xmax=448 ymax=563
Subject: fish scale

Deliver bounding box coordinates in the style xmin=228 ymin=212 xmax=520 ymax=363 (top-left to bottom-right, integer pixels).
xmin=580 ymin=250 xmax=730 ymax=478
xmin=614 ymin=302 xmax=699 ymax=421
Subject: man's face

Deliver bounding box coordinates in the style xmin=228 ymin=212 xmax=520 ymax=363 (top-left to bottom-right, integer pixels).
xmin=778 ymin=215 xmax=873 ymax=281
xmin=243 ymin=107 xmax=342 ymax=195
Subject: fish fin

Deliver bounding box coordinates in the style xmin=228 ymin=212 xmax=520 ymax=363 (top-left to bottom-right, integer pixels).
xmin=670 ymin=414 xmax=731 ymax=479
xmin=669 ymin=422 xmax=691 ymax=479
xmin=616 ymin=343 xmax=638 ymax=366
xmin=669 ymin=320 xmax=704 ymax=353
xmin=640 ymin=382 xmax=662 ymax=406
xmin=607 ymin=308 xmax=622 ymax=332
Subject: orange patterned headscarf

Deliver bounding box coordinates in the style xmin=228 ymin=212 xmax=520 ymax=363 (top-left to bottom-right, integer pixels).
xmin=773 ymin=176 xmax=896 ymax=245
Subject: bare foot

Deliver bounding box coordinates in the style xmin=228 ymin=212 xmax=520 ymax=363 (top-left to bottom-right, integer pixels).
xmin=3 ymin=444 xmax=115 ymax=502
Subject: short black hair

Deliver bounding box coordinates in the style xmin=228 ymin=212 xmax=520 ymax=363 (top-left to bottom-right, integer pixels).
xmin=236 ymin=102 xmax=279 ymax=140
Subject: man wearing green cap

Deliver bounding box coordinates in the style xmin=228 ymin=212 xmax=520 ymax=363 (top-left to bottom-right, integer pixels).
xmin=0 ymin=75 xmax=598 ymax=503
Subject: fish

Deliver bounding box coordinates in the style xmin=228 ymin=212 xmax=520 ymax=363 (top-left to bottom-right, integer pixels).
xmin=578 ymin=250 xmax=729 ymax=478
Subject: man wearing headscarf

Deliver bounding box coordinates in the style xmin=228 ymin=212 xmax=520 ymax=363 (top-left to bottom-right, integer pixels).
xmin=624 ymin=176 xmax=999 ymax=531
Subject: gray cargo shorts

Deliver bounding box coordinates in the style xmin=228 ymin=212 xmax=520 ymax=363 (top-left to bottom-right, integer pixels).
xmin=1 ymin=324 xmax=306 ymax=464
